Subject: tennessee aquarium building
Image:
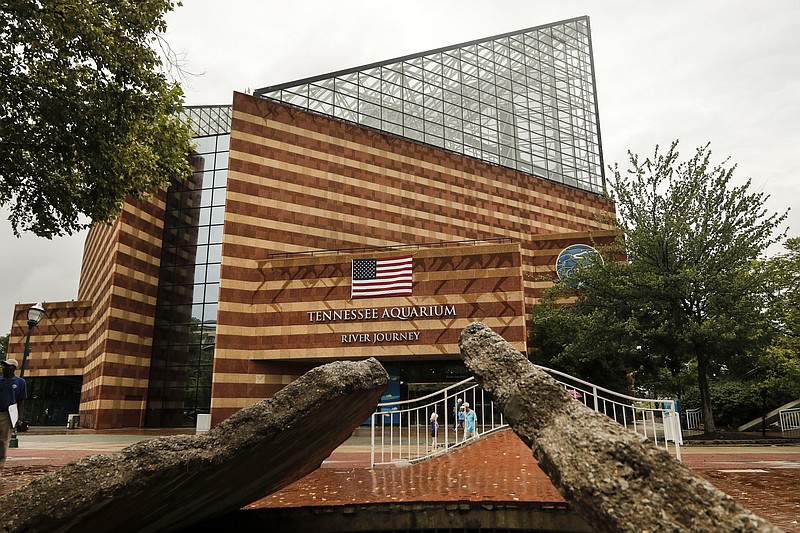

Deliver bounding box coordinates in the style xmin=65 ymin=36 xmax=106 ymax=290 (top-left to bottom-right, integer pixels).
xmin=9 ymin=16 xmax=617 ymax=429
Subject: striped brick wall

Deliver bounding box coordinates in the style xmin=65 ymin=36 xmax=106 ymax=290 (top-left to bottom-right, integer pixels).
xmin=226 ymin=92 xmax=616 ymax=308
xmin=7 ymin=300 xmax=92 ymax=377
xmin=9 ymin=91 xmax=620 ymax=428
xmin=524 ymin=229 xmax=619 ymax=305
xmin=12 ymin=193 xmax=166 ymax=429
xmin=212 ymin=241 xmax=526 ymax=422
xmin=72 ymin=195 xmax=168 ymax=428
xmin=210 ymin=92 xmax=618 ymax=421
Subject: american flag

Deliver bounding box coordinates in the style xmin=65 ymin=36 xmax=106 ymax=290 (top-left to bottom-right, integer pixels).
xmin=351 ymin=256 xmax=413 ymax=299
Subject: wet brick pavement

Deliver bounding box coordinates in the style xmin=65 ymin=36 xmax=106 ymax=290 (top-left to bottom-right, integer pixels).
xmin=2 ymin=429 xmax=798 ymax=531
xmin=249 ymin=431 xmax=563 ymax=508
xmin=680 ymin=448 xmax=800 ymax=532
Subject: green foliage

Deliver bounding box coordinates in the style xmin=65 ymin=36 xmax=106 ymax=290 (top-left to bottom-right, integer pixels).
xmin=530 ymin=260 xmax=660 ymax=394
xmin=756 ymin=233 xmax=800 ymax=398
xmin=681 ymin=372 xmax=799 ymax=430
xmin=757 ymin=345 xmax=800 ymax=400
xmin=0 ymin=333 xmax=8 ymax=359
xmin=529 ymin=141 xmax=789 ymax=433
xmin=638 ymin=363 xmax=697 ymax=401
xmin=680 ymin=380 xmax=760 ymax=429
xmin=766 ymin=237 xmax=800 ymax=348
xmin=0 ymin=1 xmax=193 ymax=237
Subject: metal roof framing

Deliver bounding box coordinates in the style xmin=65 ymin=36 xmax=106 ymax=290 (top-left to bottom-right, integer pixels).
xmin=255 ymin=16 xmax=605 ymax=194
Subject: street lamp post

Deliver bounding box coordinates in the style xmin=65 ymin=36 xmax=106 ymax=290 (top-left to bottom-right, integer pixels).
xmin=9 ymin=302 xmax=45 ymax=449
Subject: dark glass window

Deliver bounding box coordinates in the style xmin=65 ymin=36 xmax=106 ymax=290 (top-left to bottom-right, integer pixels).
xmin=147 ymin=129 xmax=228 ymax=428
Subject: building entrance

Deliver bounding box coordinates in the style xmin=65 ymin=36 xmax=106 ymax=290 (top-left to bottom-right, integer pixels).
xmin=24 ymin=376 xmax=82 ymax=426
xmin=387 ymin=361 xmax=471 ymax=403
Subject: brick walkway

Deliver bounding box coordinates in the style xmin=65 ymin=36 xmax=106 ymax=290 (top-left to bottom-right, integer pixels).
xmin=3 ymin=429 xmax=799 ymax=531
xmin=680 ymin=447 xmax=800 ymax=532
xmin=245 ymin=430 xmax=800 ymax=532
xmin=249 ymin=430 xmax=563 ymax=508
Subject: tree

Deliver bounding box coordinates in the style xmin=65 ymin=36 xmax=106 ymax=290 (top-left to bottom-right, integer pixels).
xmin=529 ymin=258 xmax=663 ymax=395
xmin=758 ymin=237 xmax=800 ymax=401
xmin=530 ymin=246 xmax=698 ymax=399
xmin=1 ymin=1 xmax=193 ymax=238
xmin=766 ymin=238 xmax=800 ymax=346
xmin=0 ymin=333 xmax=8 ymax=360
xmin=530 ymin=141 xmax=788 ymax=434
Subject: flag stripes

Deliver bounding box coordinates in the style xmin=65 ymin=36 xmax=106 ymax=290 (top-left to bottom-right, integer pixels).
xmin=352 ymin=256 xmax=413 ymax=298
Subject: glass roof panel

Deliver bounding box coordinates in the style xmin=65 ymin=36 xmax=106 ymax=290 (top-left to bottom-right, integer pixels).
xmin=180 ymin=106 xmax=232 ymax=137
xmin=254 ymin=16 xmax=604 ymax=193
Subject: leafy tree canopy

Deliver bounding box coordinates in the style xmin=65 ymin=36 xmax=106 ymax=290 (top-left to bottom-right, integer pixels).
xmin=0 ymin=0 xmax=193 ymax=237
xmin=766 ymin=237 xmax=800 ymax=343
xmin=756 ymin=237 xmax=800 ymax=400
xmin=530 ymin=141 xmax=789 ymax=433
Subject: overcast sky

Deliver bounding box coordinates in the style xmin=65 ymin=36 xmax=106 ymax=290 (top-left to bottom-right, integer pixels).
xmin=2 ymin=0 xmax=798 ymax=334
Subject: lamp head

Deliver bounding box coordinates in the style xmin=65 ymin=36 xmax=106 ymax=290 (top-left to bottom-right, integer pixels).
xmin=27 ymin=302 xmax=45 ymax=326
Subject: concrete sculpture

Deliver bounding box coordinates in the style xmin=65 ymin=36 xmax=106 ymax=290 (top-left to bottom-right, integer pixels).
xmin=0 ymin=358 xmax=388 ymax=533
xmin=458 ymin=322 xmax=782 ymax=533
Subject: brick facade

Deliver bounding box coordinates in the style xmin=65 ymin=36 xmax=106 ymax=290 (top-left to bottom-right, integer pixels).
xmin=8 ymin=301 xmax=92 ymax=377
xmin=10 ymin=95 xmax=617 ymax=428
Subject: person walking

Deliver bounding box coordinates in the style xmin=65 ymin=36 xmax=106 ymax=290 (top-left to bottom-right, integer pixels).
xmin=456 ymin=404 xmax=465 ymax=434
xmin=463 ymin=402 xmax=477 ymax=441
xmin=1 ymin=358 xmax=27 ymax=468
xmin=429 ymin=412 xmax=439 ymax=451
xmin=453 ymin=398 xmax=463 ymax=431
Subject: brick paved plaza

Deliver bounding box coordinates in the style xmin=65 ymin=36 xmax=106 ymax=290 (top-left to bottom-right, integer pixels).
xmin=2 ymin=428 xmax=798 ymax=531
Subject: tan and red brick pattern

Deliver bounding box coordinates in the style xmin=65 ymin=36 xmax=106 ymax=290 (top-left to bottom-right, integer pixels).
xmin=8 ymin=94 xmax=621 ymax=429
xmin=211 ymin=93 xmax=618 ymax=422
xmin=225 ymin=93 xmax=616 ymax=305
xmin=212 ymin=242 xmax=527 ymax=422
xmin=15 ymin=194 xmax=170 ymax=429
xmin=7 ymin=301 xmax=92 ymax=377
xmin=78 ymin=197 xmax=167 ymax=428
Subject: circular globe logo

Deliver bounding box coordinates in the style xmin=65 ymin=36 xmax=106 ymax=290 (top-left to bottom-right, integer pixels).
xmin=556 ymin=244 xmax=603 ymax=286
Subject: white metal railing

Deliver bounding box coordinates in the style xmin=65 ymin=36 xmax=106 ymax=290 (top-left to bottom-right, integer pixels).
xmin=779 ymin=408 xmax=800 ymax=437
xmin=533 ymin=365 xmax=682 ymax=460
xmin=370 ymin=367 xmax=683 ymax=466
xmin=684 ymin=408 xmax=703 ymax=430
xmin=370 ymin=378 xmax=506 ymax=466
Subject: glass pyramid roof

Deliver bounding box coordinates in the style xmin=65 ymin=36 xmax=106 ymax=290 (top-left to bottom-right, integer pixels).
xmin=255 ymin=16 xmax=604 ymax=194
xmin=180 ymin=105 xmax=232 ymax=137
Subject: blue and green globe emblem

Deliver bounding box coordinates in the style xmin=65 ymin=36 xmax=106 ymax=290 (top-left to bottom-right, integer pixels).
xmin=556 ymin=244 xmax=603 ymax=286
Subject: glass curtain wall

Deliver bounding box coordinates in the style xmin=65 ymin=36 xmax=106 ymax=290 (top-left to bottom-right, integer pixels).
xmin=146 ymin=106 xmax=231 ymax=427
xmin=255 ymin=16 xmax=604 ymax=194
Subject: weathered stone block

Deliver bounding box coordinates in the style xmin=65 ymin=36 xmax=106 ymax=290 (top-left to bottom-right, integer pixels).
xmin=459 ymin=322 xmax=782 ymax=533
xmin=0 ymin=358 xmax=388 ymax=533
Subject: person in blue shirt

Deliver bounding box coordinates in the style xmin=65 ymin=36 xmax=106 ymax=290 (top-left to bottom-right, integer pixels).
xmin=463 ymin=402 xmax=477 ymax=441
xmin=456 ymin=405 xmax=465 ymax=434
xmin=453 ymin=398 xmax=463 ymax=431
xmin=1 ymin=358 xmax=26 ymax=468
xmin=429 ymin=412 xmax=439 ymax=451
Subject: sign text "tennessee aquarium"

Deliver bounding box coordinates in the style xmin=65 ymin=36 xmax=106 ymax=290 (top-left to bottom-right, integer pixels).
xmin=308 ymin=305 xmax=456 ymax=323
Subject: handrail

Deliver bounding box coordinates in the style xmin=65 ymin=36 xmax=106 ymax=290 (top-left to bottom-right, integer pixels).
xmin=684 ymin=408 xmax=703 ymax=431
xmin=779 ymin=407 xmax=800 ymax=434
xmin=534 ymin=364 xmax=676 ymax=409
xmin=370 ymin=366 xmax=683 ymax=466
xmin=375 ymin=377 xmax=475 ymax=407
xmin=370 ymin=379 xmax=506 ymax=466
